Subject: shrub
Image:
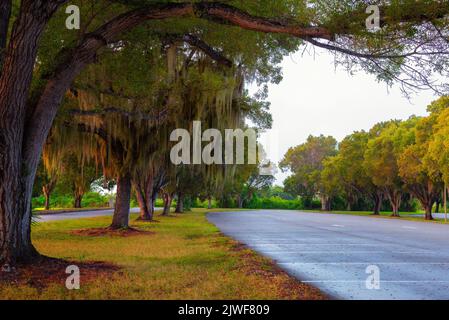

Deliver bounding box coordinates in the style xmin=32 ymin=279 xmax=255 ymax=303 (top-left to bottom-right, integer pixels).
xmin=155 ymin=198 xmax=164 ymax=207
xmin=32 ymin=192 xmax=108 ymax=210
xmin=82 ymin=192 xmax=109 ymax=208
xmin=246 ymin=196 xmax=304 ymax=210
xmin=192 ymin=198 xmax=219 ymax=209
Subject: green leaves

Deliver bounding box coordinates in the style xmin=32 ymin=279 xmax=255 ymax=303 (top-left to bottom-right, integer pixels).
xmin=280 ymin=135 xmax=337 ymax=197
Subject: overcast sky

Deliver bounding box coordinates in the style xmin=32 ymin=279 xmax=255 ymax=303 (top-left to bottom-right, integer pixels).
xmin=254 ymin=49 xmax=439 ymax=185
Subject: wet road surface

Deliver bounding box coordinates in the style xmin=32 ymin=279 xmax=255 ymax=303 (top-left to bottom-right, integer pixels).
xmin=208 ymin=210 xmax=449 ymax=300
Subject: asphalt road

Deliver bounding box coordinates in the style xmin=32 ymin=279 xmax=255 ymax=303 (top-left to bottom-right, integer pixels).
xmin=36 ymin=208 xmax=141 ymax=222
xmin=208 ymin=210 xmax=449 ymax=300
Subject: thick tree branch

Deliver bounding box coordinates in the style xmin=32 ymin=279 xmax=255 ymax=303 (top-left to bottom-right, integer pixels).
xmin=181 ymin=34 xmax=232 ymax=68
xmin=193 ymin=2 xmax=333 ymax=40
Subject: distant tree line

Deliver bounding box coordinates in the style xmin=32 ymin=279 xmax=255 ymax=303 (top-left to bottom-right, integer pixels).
xmin=281 ymin=96 xmax=449 ymax=220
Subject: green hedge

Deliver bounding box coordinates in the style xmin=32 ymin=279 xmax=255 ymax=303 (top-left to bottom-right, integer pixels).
xmin=246 ymin=196 xmax=304 ymax=210
xmin=32 ymin=192 xmax=109 ymax=210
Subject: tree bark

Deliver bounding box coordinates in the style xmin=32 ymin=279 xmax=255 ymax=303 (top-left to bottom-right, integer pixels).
xmin=408 ymin=182 xmax=438 ymax=221
xmin=386 ymin=189 xmax=401 ymax=217
xmin=44 ymin=196 xmax=50 ymax=211
xmin=237 ymin=195 xmax=244 ymax=209
xmin=424 ymin=204 xmax=434 ymax=221
xmin=162 ymin=193 xmax=173 ymax=216
xmin=175 ymin=193 xmax=184 ymax=213
xmin=133 ymin=172 xmax=154 ymax=221
xmin=320 ymin=195 xmax=331 ymax=211
xmin=74 ymin=194 xmax=83 ymax=209
xmin=110 ymin=172 xmax=132 ymax=229
xmin=43 ymin=192 xmax=50 ymax=211
xmin=346 ymin=191 xmax=356 ymax=211
xmin=421 ymin=199 xmax=435 ymax=221
xmin=135 ymin=189 xmax=152 ymax=221
xmin=73 ymin=185 xmax=84 ymax=208
xmin=0 ymin=0 xmax=12 ymax=67
xmin=42 ymin=179 xmax=56 ymax=211
xmin=371 ymin=191 xmax=383 ymax=215
xmin=0 ymin=0 xmax=63 ymax=267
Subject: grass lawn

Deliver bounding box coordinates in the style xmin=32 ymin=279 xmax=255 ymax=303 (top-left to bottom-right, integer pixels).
xmin=0 ymin=209 xmax=325 ymax=300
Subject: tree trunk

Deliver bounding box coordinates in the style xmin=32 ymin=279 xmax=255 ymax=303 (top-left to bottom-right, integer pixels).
xmin=0 ymin=172 xmax=39 ymax=267
xmin=110 ymin=172 xmax=131 ymax=229
xmin=148 ymin=196 xmax=155 ymax=219
xmin=374 ymin=197 xmax=381 ymax=215
xmin=207 ymin=196 xmax=212 ymax=209
xmin=133 ymin=172 xmax=154 ymax=221
xmin=135 ymin=187 xmax=152 ymax=221
xmin=320 ymin=195 xmax=330 ymax=211
xmin=346 ymin=192 xmax=356 ymax=211
xmin=371 ymin=191 xmax=383 ymax=215
xmin=42 ymin=179 xmax=56 ymax=211
xmin=0 ymin=1 xmax=60 ymax=267
xmin=0 ymin=187 xmax=39 ymax=269
xmin=175 ymin=193 xmax=184 ymax=213
xmin=151 ymin=191 xmax=158 ymax=215
xmin=162 ymin=193 xmax=172 ymax=216
xmin=409 ymin=183 xmax=438 ymax=221
xmin=424 ymin=204 xmax=434 ymax=221
xmin=139 ymin=204 xmax=153 ymax=221
xmin=44 ymin=191 xmax=50 ymax=210
xmin=73 ymin=186 xmax=84 ymax=208
xmin=237 ymin=195 xmax=244 ymax=209
xmin=435 ymin=199 xmax=440 ymax=214
xmin=386 ymin=189 xmax=401 ymax=217
xmin=74 ymin=194 xmax=83 ymax=209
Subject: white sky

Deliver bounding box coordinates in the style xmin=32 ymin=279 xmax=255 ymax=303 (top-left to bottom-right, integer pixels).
xmin=255 ymin=49 xmax=439 ymax=185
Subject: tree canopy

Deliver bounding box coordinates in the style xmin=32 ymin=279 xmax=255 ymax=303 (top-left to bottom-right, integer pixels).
xmin=283 ymin=96 xmax=449 ymax=219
